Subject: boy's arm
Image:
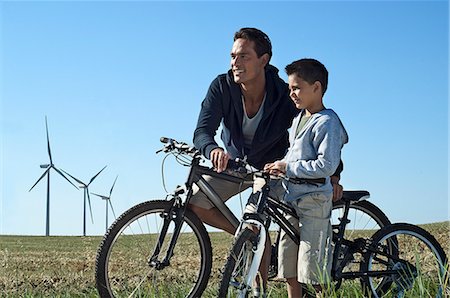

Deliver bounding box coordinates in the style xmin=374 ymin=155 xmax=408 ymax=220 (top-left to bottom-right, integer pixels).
xmin=285 ymin=117 xmax=346 ymax=179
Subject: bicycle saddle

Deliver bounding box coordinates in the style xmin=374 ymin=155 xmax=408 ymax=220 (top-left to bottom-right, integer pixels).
xmin=341 ymin=190 xmax=370 ymax=202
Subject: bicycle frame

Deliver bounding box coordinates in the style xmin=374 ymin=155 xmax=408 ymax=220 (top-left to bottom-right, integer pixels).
xmin=231 ymin=174 xmax=382 ymax=289
xmin=149 ymin=156 xmax=252 ymax=270
xmin=148 ymin=145 xmax=396 ymax=290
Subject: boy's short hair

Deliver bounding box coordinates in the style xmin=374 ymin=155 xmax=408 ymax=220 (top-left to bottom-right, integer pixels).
xmin=234 ymin=27 xmax=272 ymax=61
xmin=285 ymin=58 xmax=328 ymax=95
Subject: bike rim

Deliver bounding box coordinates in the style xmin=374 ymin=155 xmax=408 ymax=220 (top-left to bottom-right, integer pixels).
xmin=367 ymin=229 xmax=446 ymax=298
xmin=103 ymin=205 xmax=208 ymax=297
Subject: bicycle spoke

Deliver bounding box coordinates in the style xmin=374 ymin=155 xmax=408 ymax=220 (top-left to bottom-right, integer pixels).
xmin=96 ymin=201 xmax=211 ymax=297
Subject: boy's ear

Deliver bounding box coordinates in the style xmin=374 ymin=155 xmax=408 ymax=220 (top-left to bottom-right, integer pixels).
xmin=314 ymin=81 xmax=322 ymax=93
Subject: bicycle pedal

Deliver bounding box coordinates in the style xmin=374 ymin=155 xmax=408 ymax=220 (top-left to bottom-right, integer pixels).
xmin=267 ymin=265 xmax=278 ymax=280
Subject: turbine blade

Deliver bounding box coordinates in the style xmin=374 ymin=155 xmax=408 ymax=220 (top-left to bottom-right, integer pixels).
xmin=109 ymin=199 xmax=117 ymax=219
xmin=45 ymin=116 xmax=53 ymax=165
xmin=29 ymin=169 xmax=50 ymax=192
xmin=60 ymin=169 xmax=85 ymax=186
xmin=91 ymin=193 xmax=108 ymax=200
xmin=87 ymin=191 xmax=94 ymax=224
xmin=88 ymin=165 xmax=107 ymax=186
xmin=53 ymin=167 xmax=78 ymax=189
xmin=109 ymin=175 xmax=118 ymax=196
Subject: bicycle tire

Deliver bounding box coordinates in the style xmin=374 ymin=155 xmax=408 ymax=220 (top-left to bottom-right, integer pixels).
xmin=361 ymin=223 xmax=448 ymax=298
xmin=267 ymin=199 xmax=392 ymax=288
xmin=331 ymin=199 xmax=394 ymax=292
xmin=218 ymin=228 xmax=259 ymax=298
xmin=95 ymin=200 xmax=212 ymax=298
xmin=332 ymin=199 xmax=391 ymax=239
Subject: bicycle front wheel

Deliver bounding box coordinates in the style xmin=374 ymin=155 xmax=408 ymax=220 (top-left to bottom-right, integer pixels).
xmin=218 ymin=228 xmax=259 ymax=298
xmin=361 ymin=223 xmax=448 ymax=298
xmin=95 ymin=200 xmax=212 ymax=298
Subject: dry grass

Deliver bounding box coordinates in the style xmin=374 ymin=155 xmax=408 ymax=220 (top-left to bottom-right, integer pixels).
xmin=0 ymin=222 xmax=448 ymax=297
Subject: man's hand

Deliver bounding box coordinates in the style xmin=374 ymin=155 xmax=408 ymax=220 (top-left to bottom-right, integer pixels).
xmin=331 ymin=176 xmax=343 ymax=202
xmin=264 ymin=160 xmax=286 ymax=176
xmin=210 ymin=148 xmax=230 ymax=173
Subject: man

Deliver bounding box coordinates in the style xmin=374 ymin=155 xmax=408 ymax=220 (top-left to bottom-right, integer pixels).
xmin=189 ymin=27 xmax=343 ymax=234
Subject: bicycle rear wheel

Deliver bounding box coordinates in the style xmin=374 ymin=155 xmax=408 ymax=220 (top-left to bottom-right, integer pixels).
xmin=95 ymin=200 xmax=212 ymax=298
xmin=332 ymin=199 xmax=391 ymax=240
xmin=332 ymin=200 xmax=391 ymax=277
xmin=361 ymin=223 xmax=448 ymax=297
xmin=218 ymin=228 xmax=259 ymax=298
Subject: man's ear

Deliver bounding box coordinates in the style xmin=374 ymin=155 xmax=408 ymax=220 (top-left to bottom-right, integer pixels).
xmin=261 ymin=53 xmax=270 ymax=67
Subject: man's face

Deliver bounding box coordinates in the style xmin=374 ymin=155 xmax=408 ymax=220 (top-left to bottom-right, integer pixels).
xmin=288 ymin=74 xmax=319 ymax=110
xmin=230 ymin=38 xmax=267 ymax=84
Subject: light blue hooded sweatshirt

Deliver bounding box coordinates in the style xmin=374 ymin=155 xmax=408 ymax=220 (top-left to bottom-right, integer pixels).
xmin=282 ymin=108 xmax=348 ymax=202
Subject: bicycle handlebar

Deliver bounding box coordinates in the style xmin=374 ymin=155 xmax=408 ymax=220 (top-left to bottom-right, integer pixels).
xmin=158 ymin=137 xmax=272 ymax=178
xmin=158 ymin=137 xmax=259 ymax=172
xmin=158 ymin=137 xmax=199 ymax=156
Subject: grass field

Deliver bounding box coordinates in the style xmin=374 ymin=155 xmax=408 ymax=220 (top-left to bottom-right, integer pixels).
xmin=1 ymin=222 xmax=449 ymax=297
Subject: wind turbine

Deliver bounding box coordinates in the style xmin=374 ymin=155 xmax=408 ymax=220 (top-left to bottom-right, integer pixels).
xmin=92 ymin=176 xmax=118 ymax=231
xmin=61 ymin=166 xmax=107 ymax=236
xmin=29 ymin=116 xmax=78 ymax=236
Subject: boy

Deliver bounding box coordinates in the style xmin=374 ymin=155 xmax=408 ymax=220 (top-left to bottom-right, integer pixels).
xmin=264 ymin=58 xmax=348 ymax=297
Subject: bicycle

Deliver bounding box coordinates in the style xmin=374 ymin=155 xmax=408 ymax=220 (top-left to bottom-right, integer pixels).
xmin=95 ymin=137 xmax=392 ymax=298
xmin=218 ymin=167 xmax=448 ymax=297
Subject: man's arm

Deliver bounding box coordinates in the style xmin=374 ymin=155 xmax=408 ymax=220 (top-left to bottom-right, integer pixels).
xmin=330 ymin=160 xmax=343 ymax=201
xmin=193 ymin=77 xmax=224 ymax=159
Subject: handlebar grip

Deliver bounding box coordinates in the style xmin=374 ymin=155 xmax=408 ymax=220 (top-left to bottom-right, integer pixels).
xmin=227 ymin=159 xmax=239 ymax=170
xmin=227 ymin=159 xmax=251 ymax=174
xmin=160 ymin=137 xmax=173 ymax=144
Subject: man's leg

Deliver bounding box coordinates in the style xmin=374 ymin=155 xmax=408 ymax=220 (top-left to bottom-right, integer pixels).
xmin=188 ymin=204 xmax=236 ymax=234
xmin=188 ymin=174 xmax=251 ymax=234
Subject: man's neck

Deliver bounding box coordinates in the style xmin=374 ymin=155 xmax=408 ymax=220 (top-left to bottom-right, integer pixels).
xmin=240 ymin=75 xmax=266 ymax=104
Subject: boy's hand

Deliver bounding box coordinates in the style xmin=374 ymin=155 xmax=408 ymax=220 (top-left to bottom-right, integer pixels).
xmin=210 ymin=148 xmax=230 ymax=173
xmin=331 ymin=176 xmax=343 ymax=201
xmin=264 ymin=161 xmax=286 ymax=176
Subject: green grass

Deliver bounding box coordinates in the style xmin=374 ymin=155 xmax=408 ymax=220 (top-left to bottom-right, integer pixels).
xmin=1 ymin=222 xmax=449 ymax=297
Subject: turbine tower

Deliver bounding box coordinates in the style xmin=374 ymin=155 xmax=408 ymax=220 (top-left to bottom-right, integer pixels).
xmin=92 ymin=176 xmax=118 ymax=231
xmin=61 ymin=166 xmax=107 ymax=236
xmin=29 ymin=116 xmax=78 ymax=236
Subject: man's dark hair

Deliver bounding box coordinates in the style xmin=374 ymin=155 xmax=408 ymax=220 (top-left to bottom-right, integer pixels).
xmin=285 ymin=58 xmax=328 ymax=95
xmin=234 ymin=27 xmax=272 ymax=61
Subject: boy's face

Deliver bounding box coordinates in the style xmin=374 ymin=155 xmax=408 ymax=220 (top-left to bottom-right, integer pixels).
xmin=288 ymin=74 xmax=321 ymax=110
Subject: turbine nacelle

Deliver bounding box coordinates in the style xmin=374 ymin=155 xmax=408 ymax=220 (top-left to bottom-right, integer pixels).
xmin=30 ymin=116 xmax=77 ymax=236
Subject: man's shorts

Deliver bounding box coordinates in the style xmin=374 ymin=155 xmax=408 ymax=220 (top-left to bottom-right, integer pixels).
xmin=278 ymin=192 xmax=333 ymax=285
xmin=188 ymin=173 xmax=252 ymax=209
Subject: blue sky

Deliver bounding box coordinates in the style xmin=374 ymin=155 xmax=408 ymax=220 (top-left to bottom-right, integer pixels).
xmin=1 ymin=1 xmax=448 ymax=236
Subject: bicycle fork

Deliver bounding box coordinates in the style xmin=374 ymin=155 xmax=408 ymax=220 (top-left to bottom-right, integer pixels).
xmin=148 ymin=198 xmax=186 ymax=270
xmin=235 ymin=219 xmax=267 ymax=294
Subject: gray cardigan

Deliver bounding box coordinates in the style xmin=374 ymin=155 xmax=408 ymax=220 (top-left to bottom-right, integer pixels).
xmin=282 ymin=109 xmax=348 ymax=202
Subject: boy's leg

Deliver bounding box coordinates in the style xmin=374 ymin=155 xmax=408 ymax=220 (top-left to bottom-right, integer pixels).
xmin=277 ymin=211 xmax=301 ymax=298
xmin=294 ymin=192 xmax=333 ymax=287
xmin=286 ymin=277 xmax=302 ymax=297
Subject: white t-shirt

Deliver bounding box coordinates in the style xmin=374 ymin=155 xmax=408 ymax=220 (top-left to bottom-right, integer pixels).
xmin=242 ymin=94 xmax=266 ymax=149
